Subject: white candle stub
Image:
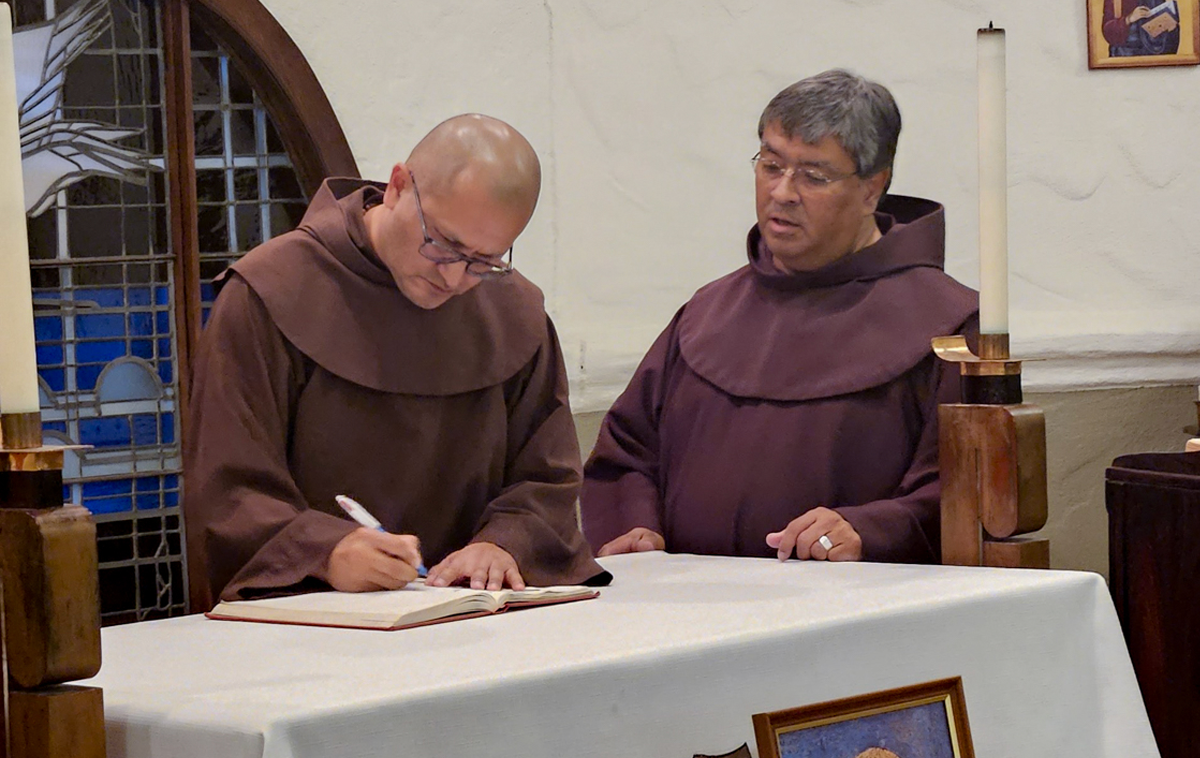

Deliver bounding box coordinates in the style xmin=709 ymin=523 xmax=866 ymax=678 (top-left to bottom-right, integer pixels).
xmin=978 ymin=25 xmax=1008 ymax=336
xmin=0 ymin=11 xmax=40 ymax=415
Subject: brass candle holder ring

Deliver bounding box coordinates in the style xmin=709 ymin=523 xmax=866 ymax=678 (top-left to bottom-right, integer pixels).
xmin=932 ymin=333 xmax=1049 ymax=568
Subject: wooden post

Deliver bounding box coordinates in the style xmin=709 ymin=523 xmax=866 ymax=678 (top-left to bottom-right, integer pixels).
xmin=1 ymin=415 xmax=105 ymax=758
xmin=933 ymin=335 xmax=1051 ymax=568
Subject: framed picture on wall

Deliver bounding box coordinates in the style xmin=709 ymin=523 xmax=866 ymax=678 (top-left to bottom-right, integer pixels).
xmin=1087 ymin=0 xmax=1200 ymax=68
xmin=752 ymin=677 xmax=974 ymax=758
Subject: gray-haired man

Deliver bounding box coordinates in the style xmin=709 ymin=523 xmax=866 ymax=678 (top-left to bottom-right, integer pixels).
xmin=580 ymin=69 xmax=979 ymax=565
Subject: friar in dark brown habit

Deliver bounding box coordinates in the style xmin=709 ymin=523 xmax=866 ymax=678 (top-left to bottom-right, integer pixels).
xmin=185 ymin=114 xmax=608 ymax=607
xmin=580 ymin=70 xmax=979 ymax=565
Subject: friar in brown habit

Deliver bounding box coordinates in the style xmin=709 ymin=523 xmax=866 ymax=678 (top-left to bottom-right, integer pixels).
xmin=581 ymin=70 xmax=978 ymax=565
xmin=185 ymin=115 xmax=607 ymax=606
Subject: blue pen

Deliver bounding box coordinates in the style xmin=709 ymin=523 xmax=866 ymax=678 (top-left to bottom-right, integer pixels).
xmin=335 ymin=495 xmax=428 ymax=578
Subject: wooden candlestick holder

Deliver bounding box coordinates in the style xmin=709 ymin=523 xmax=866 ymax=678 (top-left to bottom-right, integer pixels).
xmin=0 ymin=412 xmax=104 ymax=758
xmin=932 ymin=334 xmax=1050 ymax=569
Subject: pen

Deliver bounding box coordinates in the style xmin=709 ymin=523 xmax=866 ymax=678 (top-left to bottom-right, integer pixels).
xmin=334 ymin=494 xmax=427 ymax=578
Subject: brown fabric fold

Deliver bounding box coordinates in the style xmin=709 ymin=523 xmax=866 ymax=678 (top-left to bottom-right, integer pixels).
xmin=581 ymin=194 xmax=980 ymax=564
xmin=225 ymin=178 xmax=545 ymax=396
xmin=186 ymin=178 xmax=607 ymax=607
xmin=678 ymin=196 xmax=978 ymax=401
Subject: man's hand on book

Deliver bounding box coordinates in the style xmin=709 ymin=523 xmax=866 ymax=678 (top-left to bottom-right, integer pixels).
xmin=426 ymin=542 xmax=525 ymax=591
xmin=1127 ymin=5 xmax=1153 ymax=23
xmin=597 ymin=527 xmax=665 ymax=557
xmin=327 ymin=528 xmax=422 ymax=592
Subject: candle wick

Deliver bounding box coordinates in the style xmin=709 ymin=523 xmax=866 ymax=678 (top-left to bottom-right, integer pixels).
xmin=988 ymin=20 xmax=994 ymax=30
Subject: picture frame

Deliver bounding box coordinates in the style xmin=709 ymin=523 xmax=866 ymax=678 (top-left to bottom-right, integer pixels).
xmin=1087 ymin=0 xmax=1200 ymax=68
xmin=752 ymin=677 xmax=974 ymax=758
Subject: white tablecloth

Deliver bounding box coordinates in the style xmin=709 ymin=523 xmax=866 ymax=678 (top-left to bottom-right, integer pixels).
xmin=84 ymin=553 xmax=1158 ymax=758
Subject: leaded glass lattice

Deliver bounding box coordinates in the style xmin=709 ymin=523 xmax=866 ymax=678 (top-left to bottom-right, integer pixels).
xmin=20 ymin=0 xmax=308 ymax=623
xmin=190 ymin=24 xmax=307 ymax=322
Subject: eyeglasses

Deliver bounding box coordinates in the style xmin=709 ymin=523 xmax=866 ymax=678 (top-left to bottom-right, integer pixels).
xmin=751 ymin=152 xmax=857 ymax=192
xmin=410 ymin=173 xmax=514 ymax=279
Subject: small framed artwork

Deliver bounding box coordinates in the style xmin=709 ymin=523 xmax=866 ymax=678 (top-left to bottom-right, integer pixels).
xmin=1087 ymin=0 xmax=1200 ymax=68
xmin=752 ymin=677 xmax=974 ymax=758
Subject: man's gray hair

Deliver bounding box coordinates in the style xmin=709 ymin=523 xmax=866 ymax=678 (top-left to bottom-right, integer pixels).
xmin=757 ymin=69 xmax=901 ymax=179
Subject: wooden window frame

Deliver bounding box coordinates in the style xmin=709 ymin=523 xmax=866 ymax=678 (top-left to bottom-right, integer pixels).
xmin=162 ymin=0 xmax=357 ymax=417
xmin=159 ymin=0 xmax=357 ymax=612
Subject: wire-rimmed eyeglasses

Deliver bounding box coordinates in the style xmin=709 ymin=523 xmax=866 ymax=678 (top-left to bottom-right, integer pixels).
xmin=410 ymin=173 xmax=514 ymax=279
xmin=751 ymin=152 xmax=857 ymax=192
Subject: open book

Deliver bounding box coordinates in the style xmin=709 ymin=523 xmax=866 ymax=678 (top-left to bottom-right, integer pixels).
xmin=206 ymin=581 xmax=599 ymax=631
xmin=1142 ymin=0 xmax=1179 ymax=38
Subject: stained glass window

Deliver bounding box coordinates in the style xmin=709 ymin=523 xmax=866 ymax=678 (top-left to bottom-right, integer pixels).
xmin=189 ymin=23 xmax=307 ymax=322
xmin=18 ymin=0 xmax=307 ymax=624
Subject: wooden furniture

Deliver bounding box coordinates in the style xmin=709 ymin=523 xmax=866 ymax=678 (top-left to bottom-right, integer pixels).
xmin=1107 ymin=452 xmax=1200 ymax=758
xmin=1 ymin=415 xmax=104 ymax=758
xmin=934 ymin=334 xmax=1050 ymax=568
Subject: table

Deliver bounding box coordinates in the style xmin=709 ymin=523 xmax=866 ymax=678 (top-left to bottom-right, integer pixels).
xmin=84 ymin=553 xmax=1158 ymax=757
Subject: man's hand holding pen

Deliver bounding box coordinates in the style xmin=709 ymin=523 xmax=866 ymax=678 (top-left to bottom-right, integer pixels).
xmin=327 ymin=528 xmax=423 ymax=592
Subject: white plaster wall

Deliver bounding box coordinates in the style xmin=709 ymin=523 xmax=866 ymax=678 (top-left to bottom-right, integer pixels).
xmin=260 ymin=0 xmax=1200 ymax=412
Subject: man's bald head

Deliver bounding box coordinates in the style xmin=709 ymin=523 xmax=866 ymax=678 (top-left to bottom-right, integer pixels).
xmin=854 ymin=749 xmax=901 ymax=758
xmin=407 ymin=114 xmax=541 ymax=218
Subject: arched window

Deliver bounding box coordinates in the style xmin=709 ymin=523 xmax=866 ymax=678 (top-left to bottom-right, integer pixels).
xmin=14 ymin=0 xmax=356 ymax=624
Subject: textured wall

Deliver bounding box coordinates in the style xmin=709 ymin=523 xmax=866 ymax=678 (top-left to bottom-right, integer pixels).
xmin=574 ymin=386 xmax=1196 ymax=576
xmin=254 ymin=0 xmax=1200 ymax=579
xmin=260 ymin=0 xmax=1200 ymax=412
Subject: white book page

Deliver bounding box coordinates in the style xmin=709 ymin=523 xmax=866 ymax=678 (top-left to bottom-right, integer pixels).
xmin=211 ymin=584 xmax=499 ymax=628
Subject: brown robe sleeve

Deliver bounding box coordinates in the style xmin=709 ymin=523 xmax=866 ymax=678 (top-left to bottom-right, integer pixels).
xmin=578 ymin=312 xmax=682 ymax=549
xmin=471 ymin=318 xmax=609 ymax=587
xmin=184 ymin=276 xmax=357 ymax=605
xmin=831 ymin=316 xmax=976 ymax=564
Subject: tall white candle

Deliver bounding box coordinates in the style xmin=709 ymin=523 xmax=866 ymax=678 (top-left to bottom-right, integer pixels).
xmin=0 ymin=10 xmax=40 ymax=414
xmin=978 ymin=25 xmax=1008 ymax=335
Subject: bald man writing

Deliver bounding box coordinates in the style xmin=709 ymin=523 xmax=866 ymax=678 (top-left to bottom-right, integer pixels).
xmin=185 ymin=115 xmax=608 ymax=605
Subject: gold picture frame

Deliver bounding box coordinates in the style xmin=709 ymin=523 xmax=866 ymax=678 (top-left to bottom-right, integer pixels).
xmin=1087 ymin=0 xmax=1200 ymax=68
xmin=752 ymin=677 xmax=975 ymax=758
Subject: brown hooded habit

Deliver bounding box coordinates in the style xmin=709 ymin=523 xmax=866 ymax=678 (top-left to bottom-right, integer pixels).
xmin=580 ymin=195 xmax=979 ymax=563
xmin=185 ymin=179 xmax=607 ymax=605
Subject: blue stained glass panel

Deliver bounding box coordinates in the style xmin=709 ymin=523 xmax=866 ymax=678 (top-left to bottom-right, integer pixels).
xmin=155 ymin=311 xmax=170 ymax=334
xmin=38 ymin=368 xmax=65 ymax=392
xmin=154 ymin=286 xmax=170 ymax=305
xmin=34 ymin=316 xmax=63 ymax=341
xmin=131 ymin=340 xmax=153 ymax=359
xmin=135 ymin=477 xmax=161 ymax=492
xmin=83 ymin=479 xmax=133 ymax=497
xmin=131 ymin=414 xmax=158 ymax=446
xmin=76 ymin=364 xmax=103 ymax=391
xmin=160 ymin=413 xmax=175 ymax=444
xmin=79 ymin=417 xmax=132 ymax=448
xmin=164 ymin=489 xmax=178 ymax=507
xmin=136 ymin=493 xmax=161 ymax=510
xmin=75 ymin=288 xmax=125 ymax=307
xmin=36 ymin=345 xmax=64 ymax=365
xmin=77 ymin=340 xmax=126 ymax=363
xmin=157 ymin=361 xmax=172 ymax=384
xmin=43 ymin=421 xmax=67 ymax=433
xmin=128 ymin=287 xmax=152 ymax=306
xmin=76 ymin=314 xmax=126 ymax=339
xmin=157 ymin=338 xmax=171 ymax=358
xmin=128 ymin=312 xmax=154 ymax=336
xmin=87 ymin=496 xmax=133 ymax=514
xmin=164 ymin=475 xmax=178 ymax=489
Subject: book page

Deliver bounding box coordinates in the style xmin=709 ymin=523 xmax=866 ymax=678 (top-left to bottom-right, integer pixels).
xmin=498 ymin=584 xmax=599 ymax=606
xmin=210 ymin=583 xmax=501 ymax=629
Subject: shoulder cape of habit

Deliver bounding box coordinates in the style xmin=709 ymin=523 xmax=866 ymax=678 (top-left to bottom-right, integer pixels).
xmin=221 ymin=177 xmax=546 ymax=396
xmin=677 ymin=195 xmax=979 ymax=402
